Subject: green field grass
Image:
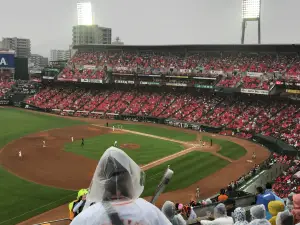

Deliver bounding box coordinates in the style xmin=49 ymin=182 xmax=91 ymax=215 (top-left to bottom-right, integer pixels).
xmin=65 ymin=133 xmax=185 ymax=164
xmin=141 ymin=151 xmax=229 ymax=197
xmin=110 ymin=123 xmax=196 ymax=142
xmin=0 ymin=108 xmax=84 ymax=225
xmin=202 ymin=135 xmax=247 ymax=160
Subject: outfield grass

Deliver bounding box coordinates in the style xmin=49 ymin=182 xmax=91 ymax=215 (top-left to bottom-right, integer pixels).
xmin=0 ymin=108 xmax=84 ymax=225
xmin=111 ymin=123 xmax=196 ymax=142
xmin=141 ymin=151 xmax=229 ymax=197
xmin=202 ymin=135 xmax=247 ymax=160
xmin=65 ymin=133 xmax=185 ymax=164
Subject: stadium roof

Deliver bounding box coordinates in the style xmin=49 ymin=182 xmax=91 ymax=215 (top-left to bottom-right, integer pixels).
xmin=73 ymin=44 xmax=300 ymax=53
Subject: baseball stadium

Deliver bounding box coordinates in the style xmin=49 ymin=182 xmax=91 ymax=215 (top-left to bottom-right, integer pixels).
xmin=1 ymin=1 xmax=300 ymax=225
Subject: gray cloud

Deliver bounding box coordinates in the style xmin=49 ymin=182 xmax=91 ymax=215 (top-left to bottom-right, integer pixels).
xmin=1 ymin=0 xmax=299 ymax=57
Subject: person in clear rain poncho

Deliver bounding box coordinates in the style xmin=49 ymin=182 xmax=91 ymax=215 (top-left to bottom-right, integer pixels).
xmin=276 ymin=210 xmax=294 ymax=225
xmin=161 ymin=201 xmax=186 ymax=225
xmin=232 ymin=207 xmax=248 ymax=225
xmin=70 ymin=146 xmax=172 ymax=225
xmin=249 ymin=204 xmax=271 ymax=225
xmin=201 ymin=203 xmax=234 ymax=225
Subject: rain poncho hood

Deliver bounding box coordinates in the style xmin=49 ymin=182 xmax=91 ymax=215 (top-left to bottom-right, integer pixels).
xmin=233 ymin=207 xmax=248 ymax=225
xmin=268 ymin=201 xmax=285 ymax=225
xmin=276 ymin=210 xmax=294 ymax=225
xmin=250 ymin=205 xmax=266 ymax=220
xmin=162 ymin=201 xmax=186 ymax=225
xmin=292 ymin=194 xmax=300 ymax=224
xmin=87 ymin=147 xmax=145 ymax=203
xmin=214 ymin=203 xmax=227 ymax=218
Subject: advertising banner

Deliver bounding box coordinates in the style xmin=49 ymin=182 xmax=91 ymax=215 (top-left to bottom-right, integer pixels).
xmin=194 ymin=84 xmax=213 ymax=89
xmin=193 ymin=77 xmax=216 ymax=80
xmin=115 ymin=80 xmax=134 ymax=84
xmin=179 ymin=69 xmax=191 ymax=73
xmin=42 ymin=76 xmax=54 ymax=80
xmin=286 ymin=89 xmax=300 ymax=94
xmin=0 ymin=99 xmax=10 ymax=105
xmin=81 ymin=79 xmax=90 ymax=83
xmin=241 ymin=88 xmax=269 ymax=95
xmin=246 ymin=72 xmax=263 ymax=77
xmin=166 ymin=82 xmax=187 ymax=87
xmin=166 ymin=76 xmax=189 ymax=79
xmin=83 ymin=65 xmax=96 ymax=69
xmin=90 ymin=79 xmax=103 ymax=83
xmin=210 ymin=70 xmax=224 ymax=75
xmin=57 ymin=77 xmax=78 ymax=82
xmin=0 ymin=53 xmax=15 ymax=68
xmin=140 ymin=81 xmax=160 ymax=85
xmin=115 ymin=66 xmax=128 ymax=71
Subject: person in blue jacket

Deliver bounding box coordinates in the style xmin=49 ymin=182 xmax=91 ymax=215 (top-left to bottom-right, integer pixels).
xmin=256 ymin=186 xmax=275 ymax=220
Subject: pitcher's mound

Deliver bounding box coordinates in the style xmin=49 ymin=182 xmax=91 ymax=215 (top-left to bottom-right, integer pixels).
xmin=120 ymin=143 xmax=140 ymax=150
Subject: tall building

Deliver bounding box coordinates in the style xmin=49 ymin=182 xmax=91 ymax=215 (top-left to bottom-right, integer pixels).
xmin=77 ymin=2 xmax=93 ymax=25
xmin=29 ymin=54 xmax=48 ymax=67
xmin=50 ymin=49 xmax=71 ymax=61
xmin=1 ymin=37 xmax=31 ymax=58
xmin=72 ymin=25 xmax=112 ymax=45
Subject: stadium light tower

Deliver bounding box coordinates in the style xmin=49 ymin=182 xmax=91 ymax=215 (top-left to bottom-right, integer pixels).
xmin=77 ymin=2 xmax=93 ymax=25
xmin=241 ymin=0 xmax=261 ymax=44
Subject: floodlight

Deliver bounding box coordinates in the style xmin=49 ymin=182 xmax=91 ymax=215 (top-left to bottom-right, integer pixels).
xmin=241 ymin=0 xmax=261 ymax=44
xmin=242 ymin=0 xmax=261 ymax=19
xmin=77 ymin=2 xmax=93 ymax=25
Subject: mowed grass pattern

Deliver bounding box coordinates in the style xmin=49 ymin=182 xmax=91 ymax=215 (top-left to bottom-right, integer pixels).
xmin=142 ymin=151 xmax=229 ymax=197
xmin=65 ymin=133 xmax=185 ymax=164
xmin=202 ymin=135 xmax=247 ymax=160
xmin=111 ymin=123 xmax=196 ymax=142
xmin=0 ymin=108 xmax=83 ymax=225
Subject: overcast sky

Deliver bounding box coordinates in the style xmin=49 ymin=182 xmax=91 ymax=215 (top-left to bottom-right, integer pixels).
xmin=1 ymin=0 xmax=300 ymax=57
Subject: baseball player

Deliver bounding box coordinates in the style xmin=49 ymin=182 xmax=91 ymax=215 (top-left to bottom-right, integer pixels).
xmin=252 ymin=152 xmax=256 ymax=160
xmin=18 ymin=151 xmax=22 ymax=159
xmin=81 ymin=138 xmax=84 ymax=147
xmin=113 ymin=126 xmax=115 ymax=132
xmin=71 ymin=136 xmax=74 ymax=142
xmin=196 ymin=186 xmax=200 ymax=199
xmin=114 ymin=141 xmax=118 ymax=147
xmin=43 ymin=140 xmax=46 ymax=148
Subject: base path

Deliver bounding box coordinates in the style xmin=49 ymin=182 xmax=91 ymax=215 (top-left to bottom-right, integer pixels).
xmin=0 ymin=111 xmax=270 ymax=224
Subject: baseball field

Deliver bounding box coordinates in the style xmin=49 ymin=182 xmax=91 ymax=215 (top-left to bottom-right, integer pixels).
xmin=0 ymin=108 xmax=270 ymax=225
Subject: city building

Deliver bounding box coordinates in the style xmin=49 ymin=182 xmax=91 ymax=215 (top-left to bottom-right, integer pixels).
xmin=72 ymin=25 xmax=112 ymax=45
xmin=1 ymin=37 xmax=31 ymax=58
xmin=50 ymin=49 xmax=71 ymax=61
xmin=29 ymin=54 xmax=48 ymax=68
xmin=0 ymin=41 xmax=2 ymax=49
xmin=77 ymin=2 xmax=93 ymax=25
xmin=112 ymin=37 xmax=124 ymax=45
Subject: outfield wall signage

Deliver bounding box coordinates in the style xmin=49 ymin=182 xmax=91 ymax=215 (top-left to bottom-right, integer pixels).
xmin=0 ymin=53 xmax=15 ymax=68
xmin=241 ymin=88 xmax=269 ymax=95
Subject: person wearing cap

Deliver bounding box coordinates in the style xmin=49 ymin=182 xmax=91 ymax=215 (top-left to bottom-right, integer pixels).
xmin=70 ymin=146 xmax=172 ymax=225
xmin=69 ymin=189 xmax=88 ymax=220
